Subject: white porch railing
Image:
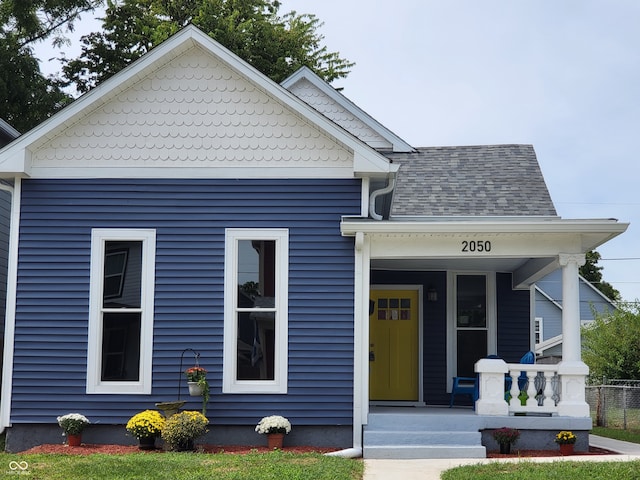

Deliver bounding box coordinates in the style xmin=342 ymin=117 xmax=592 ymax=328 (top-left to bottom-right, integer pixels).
xmin=475 ymin=358 xmax=587 ymax=417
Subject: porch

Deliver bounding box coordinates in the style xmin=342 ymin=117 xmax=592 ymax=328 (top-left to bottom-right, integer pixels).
xmin=363 ymin=360 xmax=592 ymax=459
xmin=364 ymin=405 xmax=591 ymax=459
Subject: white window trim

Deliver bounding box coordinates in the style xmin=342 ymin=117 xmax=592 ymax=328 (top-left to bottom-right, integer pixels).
xmin=534 ymin=317 xmax=543 ymax=346
xmin=446 ymin=272 xmax=496 ymax=391
xmin=86 ymin=229 xmax=156 ymax=394
xmin=223 ymin=228 xmax=288 ymax=394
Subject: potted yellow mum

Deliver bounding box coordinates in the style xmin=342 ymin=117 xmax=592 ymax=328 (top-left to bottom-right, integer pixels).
xmin=126 ymin=410 xmax=166 ymax=450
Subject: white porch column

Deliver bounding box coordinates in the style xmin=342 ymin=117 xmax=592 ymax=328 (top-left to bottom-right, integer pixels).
xmin=352 ymin=231 xmax=370 ymax=450
xmin=557 ymin=253 xmax=589 ymax=417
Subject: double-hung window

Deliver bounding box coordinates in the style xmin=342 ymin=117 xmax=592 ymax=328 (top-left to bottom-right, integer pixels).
xmin=223 ymin=228 xmax=288 ymax=394
xmin=87 ymin=229 xmax=156 ymax=394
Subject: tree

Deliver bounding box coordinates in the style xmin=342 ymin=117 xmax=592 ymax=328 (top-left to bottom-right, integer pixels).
xmin=0 ymin=0 xmax=101 ymax=131
xmin=0 ymin=0 xmax=102 ymax=47
xmin=0 ymin=35 xmax=71 ymax=132
xmin=580 ymin=250 xmax=620 ymax=302
xmin=62 ymin=0 xmax=353 ymax=94
xmin=582 ymin=303 xmax=640 ymax=382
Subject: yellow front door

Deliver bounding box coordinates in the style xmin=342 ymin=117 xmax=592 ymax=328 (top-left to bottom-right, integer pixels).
xmin=369 ymin=289 xmax=419 ymax=401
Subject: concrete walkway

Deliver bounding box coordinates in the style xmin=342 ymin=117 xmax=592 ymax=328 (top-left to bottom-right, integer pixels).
xmin=363 ymin=435 xmax=640 ymax=480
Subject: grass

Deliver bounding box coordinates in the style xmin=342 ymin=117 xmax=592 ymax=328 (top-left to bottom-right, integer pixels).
xmin=441 ymin=460 xmax=640 ymax=480
xmin=442 ymin=426 xmax=640 ymax=480
xmin=0 ymin=451 xmax=363 ymax=480
xmin=592 ymin=426 xmax=640 ymax=444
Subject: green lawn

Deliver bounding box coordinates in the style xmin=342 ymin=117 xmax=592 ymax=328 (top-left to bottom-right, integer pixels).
xmin=441 ymin=460 xmax=640 ymax=480
xmin=592 ymin=426 xmax=640 ymax=444
xmin=442 ymin=426 xmax=640 ymax=480
xmin=0 ymin=451 xmax=363 ymax=480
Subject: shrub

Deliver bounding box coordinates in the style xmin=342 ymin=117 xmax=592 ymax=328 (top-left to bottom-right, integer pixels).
xmin=161 ymin=411 xmax=209 ymax=451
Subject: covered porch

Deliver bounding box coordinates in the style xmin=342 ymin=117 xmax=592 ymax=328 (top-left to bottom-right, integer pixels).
xmin=341 ymin=217 xmax=627 ymax=457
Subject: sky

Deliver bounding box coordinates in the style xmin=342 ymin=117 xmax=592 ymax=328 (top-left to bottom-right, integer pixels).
xmin=34 ymin=1 xmax=640 ymax=301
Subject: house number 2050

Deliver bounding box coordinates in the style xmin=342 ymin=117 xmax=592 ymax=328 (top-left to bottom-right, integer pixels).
xmin=461 ymin=240 xmax=492 ymax=252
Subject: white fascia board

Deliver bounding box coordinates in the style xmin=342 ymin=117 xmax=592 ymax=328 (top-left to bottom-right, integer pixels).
xmin=340 ymin=217 xmax=629 ymax=237
xmin=535 ymin=285 xmax=563 ymax=310
xmin=31 ymin=166 xmax=357 ymax=179
xmin=0 ymin=119 xmax=19 ymax=139
xmin=282 ymin=66 xmax=415 ymax=153
xmin=577 ymin=274 xmax=618 ymax=307
xmin=0 ymin=26 xmax=392 ymax=178
xmin=535 ymin=334 xmax=563 ymax=353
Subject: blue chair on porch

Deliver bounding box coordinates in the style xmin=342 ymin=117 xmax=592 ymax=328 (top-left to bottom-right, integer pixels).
xmin=449 ymin=376 xmax=477 ymax=407
xmin=449 ymin=354 xmax=509 ymax=407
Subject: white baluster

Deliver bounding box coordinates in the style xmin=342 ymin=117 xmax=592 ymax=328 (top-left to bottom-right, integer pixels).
xmin=508 ymin=370 xmax=520 ymax=407
xmin=543 ymin=372 xmax=555 ymax=407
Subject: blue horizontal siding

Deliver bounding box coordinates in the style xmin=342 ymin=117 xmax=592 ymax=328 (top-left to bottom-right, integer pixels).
xmin=12 ymin=178 xmax=359 ymax=426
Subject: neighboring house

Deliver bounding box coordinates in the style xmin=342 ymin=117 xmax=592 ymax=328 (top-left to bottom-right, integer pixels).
xmin=534 ymin=270 xmax=617 ymax=360
xmin=0 ymin=26 xmax=628 ymax=457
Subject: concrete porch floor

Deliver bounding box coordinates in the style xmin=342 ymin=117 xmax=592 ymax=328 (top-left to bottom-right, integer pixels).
xmin=364 ymin=405 xmax=592 ymax=458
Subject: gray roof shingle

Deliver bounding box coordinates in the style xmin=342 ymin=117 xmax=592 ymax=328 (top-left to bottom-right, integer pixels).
xmin=385 ymin=144 xmax=558 ymax=217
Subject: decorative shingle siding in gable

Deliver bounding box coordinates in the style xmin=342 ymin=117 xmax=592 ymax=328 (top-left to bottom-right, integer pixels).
xmin=286 ymin=78 xmax=393 ymax=150
xmin=386 ymin=145 xmax=558 ymax=217
xmin=29 ymin=45 xmax=352 ymax=170
xmin=12 ymin=178 xmax=360 ymax=426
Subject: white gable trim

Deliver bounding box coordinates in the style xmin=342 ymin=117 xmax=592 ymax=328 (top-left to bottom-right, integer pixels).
xmin=282 ymin=66 xmax=414 ymax=153
xmin=0 ymin=26 xmax=391 ymax=178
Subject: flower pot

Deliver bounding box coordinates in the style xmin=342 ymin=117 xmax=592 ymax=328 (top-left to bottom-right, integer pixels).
xmin=267 ymin=433 xmax=285 ymax=449
xmin=499 ymin=443 xmax=511 ymax=454
xmin=559 ymin=443 xmax=574 ymax=455
xmin=174 ymin=440 xmax=195 ymax=452
xmin=67 ymin=434 xmax=82 ymax=447
xmin=188 ymin=382 xmax=203 ymax=396
xmin=138 ymin=436 xmax=157 ymax=450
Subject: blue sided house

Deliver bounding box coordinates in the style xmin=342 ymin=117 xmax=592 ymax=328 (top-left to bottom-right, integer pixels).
xmin=0 ymin=26 xmax=628 ymax=457
xmin=534 ymin=269 xmax=617 ymax=361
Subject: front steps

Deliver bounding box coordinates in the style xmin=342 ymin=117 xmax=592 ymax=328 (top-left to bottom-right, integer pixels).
xmin=363 ymin=408 xmax=486 ymax=459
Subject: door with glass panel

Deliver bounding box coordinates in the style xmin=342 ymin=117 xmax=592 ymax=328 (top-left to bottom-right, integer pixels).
xmin=369 ymin=289 xmax=419 ymax=401
xmin=455 ymin=275 xmax=488 ymax=377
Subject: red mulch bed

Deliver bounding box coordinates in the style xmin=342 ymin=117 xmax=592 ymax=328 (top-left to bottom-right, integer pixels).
xmin=21 ymin=443 xmax=616 ymax=457
xmin=487 ymin=446 xmax=615 ymax=458
xmin=19 ymin=443 xmax=338 ymax=455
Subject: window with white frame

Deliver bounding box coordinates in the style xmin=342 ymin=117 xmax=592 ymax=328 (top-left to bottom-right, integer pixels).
xmin=87 ymin=229 xmax=156 ymax=394
xmin=447 ymin=272 xmax=496 ymax=387
xmin=534 ymin=317 xmax=543 ymax=345
xmin=223 ymin=229 xmax=288 ymax=394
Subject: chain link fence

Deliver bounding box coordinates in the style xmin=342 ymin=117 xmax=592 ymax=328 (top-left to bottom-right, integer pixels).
xmin=586 ymin=380 xmax=640 ymax=429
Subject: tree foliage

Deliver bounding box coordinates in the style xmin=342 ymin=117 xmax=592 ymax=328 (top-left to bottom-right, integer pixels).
xmin=62 ymin=0 xmax=354 ymax=93
xmin=0 ymin=34 xmax=71 ymax=132
xmin=0 ymin=0 xmax=98 ymax=131
xmin=580 ymin=250 xmax=620 ymax=302
xmin=582 ymin=303 xmax=640 ymax=382
xmin=0 ymin=0 xmax=101 ymax=48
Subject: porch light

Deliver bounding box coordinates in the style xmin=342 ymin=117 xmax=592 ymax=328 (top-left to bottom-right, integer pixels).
xmin=427 ymin=286 xmax=438 ymax=302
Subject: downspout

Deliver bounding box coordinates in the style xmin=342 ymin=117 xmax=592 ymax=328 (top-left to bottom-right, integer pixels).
xmin=327 ymin=175 xmax=396 ymax=458
xmin=368 ymin=173 xmax=396 ymax=221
